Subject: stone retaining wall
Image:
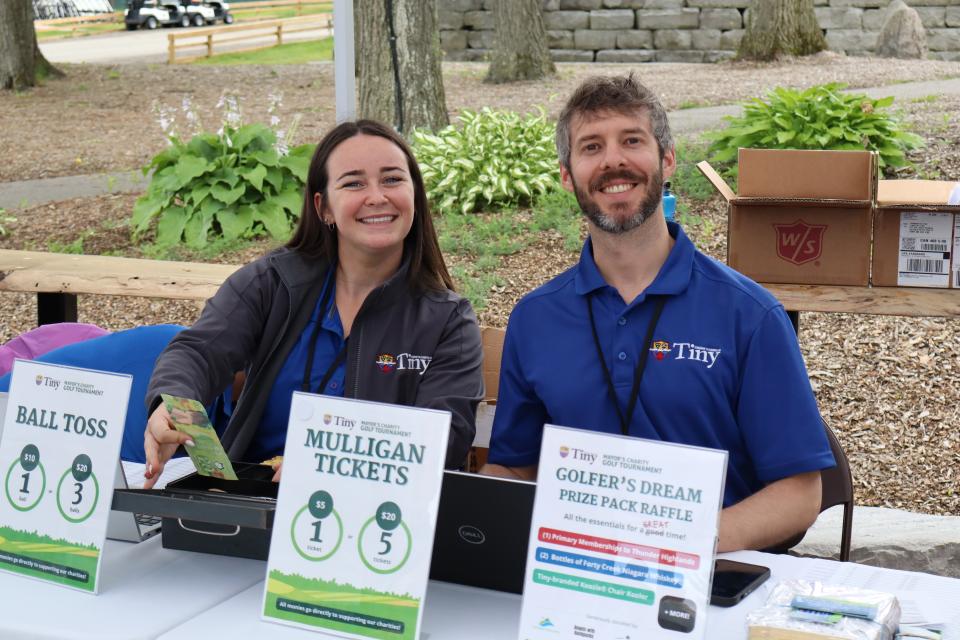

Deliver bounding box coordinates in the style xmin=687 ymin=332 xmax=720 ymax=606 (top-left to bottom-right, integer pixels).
xmin=437 ymin=0 xmax=960 ymax=63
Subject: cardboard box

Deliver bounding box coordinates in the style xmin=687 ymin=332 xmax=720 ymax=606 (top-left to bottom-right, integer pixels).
xmin=873 ymin=180 xmax=960 ymax=288
xmin=698 ymin=149 xmax=877 ymax=286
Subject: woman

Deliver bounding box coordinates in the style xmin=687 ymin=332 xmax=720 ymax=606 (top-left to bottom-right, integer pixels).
xmin=143 ymin=120 xmax=483 ymax=487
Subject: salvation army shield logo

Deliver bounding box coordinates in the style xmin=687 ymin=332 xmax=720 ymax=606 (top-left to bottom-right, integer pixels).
xmin=774 ymin=220 xmax=827 ymax=265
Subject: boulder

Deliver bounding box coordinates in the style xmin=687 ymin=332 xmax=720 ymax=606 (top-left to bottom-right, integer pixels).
xmin=794 ymin=505 xmax=960 ymax=578
xmin=875 ymin=0 xmax=929 ymax=59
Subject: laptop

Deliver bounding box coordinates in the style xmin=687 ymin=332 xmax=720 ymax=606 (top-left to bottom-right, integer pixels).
xmin=429 ymin=471 xmax=537 ymax=594
xmin=107 ymin=456 xmax=196 ymax=542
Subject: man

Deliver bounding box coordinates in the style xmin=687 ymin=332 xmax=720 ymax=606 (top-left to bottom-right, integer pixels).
xmin=482 ymin=74 xmax=835 ymax=552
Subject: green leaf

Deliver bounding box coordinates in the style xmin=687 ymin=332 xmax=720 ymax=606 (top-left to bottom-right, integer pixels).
xmin=273 ymin=187 xmax=305 ymax=217
xmin=183 ymin=209 xmax=215 ymax=248
xmin=210 ymin=182 xmax=246 ymax=205
xmin=279 ymin=153 xmax=310 ymax=182
xmin=241 ymin=164 xmax=268 ymax=192
xmin=264 ymin=167 xmax=284 ymax=191
xmin=248 ymin=148 xmax=280 ymax=167
xmin=131 ymin=196 xmax=163 ymax=233
xmin=174 ymin=154 xmax=211 ymax=187
xmin=233 ymin=123 xmax=274 ymax=151
xmin=253 ymin=201 xmax=290 ymax=239
xmin=156 ymin=205 xmax=188 ymax=245
xmin=217 ymin=205 xmax=254 ymax=240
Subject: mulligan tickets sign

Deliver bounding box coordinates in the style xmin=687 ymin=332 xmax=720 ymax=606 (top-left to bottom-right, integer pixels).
xmin=0 ymin=360 xmax=130 ymax=594
xmin=262 ymin=393 xmax=450 ymax=640
xmin=518 ymin=425 xmax=727 ymax=639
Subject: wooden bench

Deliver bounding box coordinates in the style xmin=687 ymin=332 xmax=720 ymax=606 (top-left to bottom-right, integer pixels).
xmin=3 ymin=249 xmax=959 ymax=327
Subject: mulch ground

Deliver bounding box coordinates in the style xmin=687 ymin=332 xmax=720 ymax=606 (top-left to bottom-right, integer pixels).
xmin=1 ymin=57 xmax=959 ymax=516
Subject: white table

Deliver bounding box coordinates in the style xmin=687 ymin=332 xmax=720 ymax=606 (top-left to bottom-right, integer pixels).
xmin=0 ymin=537 xmax=266 ymax=640
xmin=158 ymin=550 xmax=960 ymax=639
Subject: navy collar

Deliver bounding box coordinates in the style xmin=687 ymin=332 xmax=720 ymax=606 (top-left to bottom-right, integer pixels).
xmin=574 ymin=222 xmax=695 ymax=300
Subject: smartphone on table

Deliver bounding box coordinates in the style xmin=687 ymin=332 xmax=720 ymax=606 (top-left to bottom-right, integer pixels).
xmin=710 ymin=559 xmax=771 ymax=607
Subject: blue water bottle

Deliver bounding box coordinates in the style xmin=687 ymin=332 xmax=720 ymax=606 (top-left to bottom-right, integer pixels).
xmin=662 ymin=181 xmax=676 ymax=222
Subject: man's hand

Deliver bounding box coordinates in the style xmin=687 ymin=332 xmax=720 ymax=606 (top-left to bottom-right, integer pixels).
xmin=718 ymin=471 xmax=822 ymax=552
xmin=143 ymin=404 xmax=195 ymax=489
xmin=478 ymin=463 xmax=538 ymax=481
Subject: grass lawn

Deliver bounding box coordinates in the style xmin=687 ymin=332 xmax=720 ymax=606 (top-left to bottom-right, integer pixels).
xmin=192 ymin=36 xmax=333 ymax=65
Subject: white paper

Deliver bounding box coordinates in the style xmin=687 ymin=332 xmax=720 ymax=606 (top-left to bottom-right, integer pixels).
xmin=0 ymin=360 xmax=130 ymax=594
xmin=517 ymin=425 xmax=727 ymax=639
xmin=897 ymin=211 xmax=953 ymax=288
xmin=261 ymin=393 xmax=450 ymax=640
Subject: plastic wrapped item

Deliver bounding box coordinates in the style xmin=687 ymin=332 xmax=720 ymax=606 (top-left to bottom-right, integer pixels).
xmin=747 ymin=580 xmax=901 ymax=640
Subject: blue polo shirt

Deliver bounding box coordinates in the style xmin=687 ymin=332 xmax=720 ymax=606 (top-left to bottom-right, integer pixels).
xmin=488 ymin=223 xmax=834 ymax=507
xmin=248 ymin=273 xmax=346 ymax=461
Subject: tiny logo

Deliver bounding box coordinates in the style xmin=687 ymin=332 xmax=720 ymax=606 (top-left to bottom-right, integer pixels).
xmin=323 ymin=414 xmax=332 ymax=425
xmin=774 ymin=220 xmax=827 ymax=265
xmin=559 ymin=446 xmax=569 ymax=458
xmin=457 ymin=525 xmax=485 ymax=544
xmin=538 ymin=618 xmax=555 ymax=629
xmin=35 ymin=374 xmax=43 ymax=386
xmin=650 ymin=340 xmax=672 ymax=361
xmin=375 ymin=353 xmax=397 ymax=372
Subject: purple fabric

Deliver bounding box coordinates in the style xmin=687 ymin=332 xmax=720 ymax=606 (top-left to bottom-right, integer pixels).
xmin=0 ymin=323 xmax=109 ymax=377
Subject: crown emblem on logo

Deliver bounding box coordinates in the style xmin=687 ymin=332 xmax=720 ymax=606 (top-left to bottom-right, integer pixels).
xmin=375 ymin=354 xmax=397 ymax=373
xmin=650 ymin=340 xmax=672 ymax=361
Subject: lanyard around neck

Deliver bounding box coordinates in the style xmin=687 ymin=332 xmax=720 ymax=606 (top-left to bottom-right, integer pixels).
xmin=302 ymin=270 xmax=348 ymax=395
xmin=587 ymin=293 xmax=667 ymax=436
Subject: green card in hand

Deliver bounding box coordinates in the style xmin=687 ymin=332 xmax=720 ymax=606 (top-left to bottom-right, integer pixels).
xmin=162 ymin=393 xmax=238 ymax=480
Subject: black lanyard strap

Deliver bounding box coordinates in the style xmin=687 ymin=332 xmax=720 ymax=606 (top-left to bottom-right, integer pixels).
xmin=302 ymin=270 xmax=349 ymax=394
xmin=587 ymin=294 xmax=667 ymax=436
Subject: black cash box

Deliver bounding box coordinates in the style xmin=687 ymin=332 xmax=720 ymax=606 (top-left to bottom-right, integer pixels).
xmin=112 ymin=462 xmax=277 ymax=560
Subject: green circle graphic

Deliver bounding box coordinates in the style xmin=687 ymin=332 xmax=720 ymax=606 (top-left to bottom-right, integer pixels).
xmin=56 ymin=468 xmax=99 ymax=523
xmin=290 ymin=504 xmax=343 ymax=561
xmin=357 ymin=518 xmax=412 ymax=574
xmin=5 ymin=458 xmax=46 ymax=512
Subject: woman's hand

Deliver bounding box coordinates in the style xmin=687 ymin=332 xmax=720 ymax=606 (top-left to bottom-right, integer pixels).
xmin=271 ymin=461 xmax=283 ymax=483
xmin=143 ymin=404 xmax=195 ymax=489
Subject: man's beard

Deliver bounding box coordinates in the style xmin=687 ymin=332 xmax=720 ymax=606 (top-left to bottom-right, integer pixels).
xmin=571 ymin=165 xmax=664 ymax=235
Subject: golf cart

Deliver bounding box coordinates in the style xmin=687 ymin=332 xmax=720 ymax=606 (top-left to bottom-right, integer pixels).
xmin=124 ymin=0 xmax=190 ymax=29
xmin=204 ymin=0 xmax=234 ymax=24
xmin=177 ymin=0 xmax=218 ymax=26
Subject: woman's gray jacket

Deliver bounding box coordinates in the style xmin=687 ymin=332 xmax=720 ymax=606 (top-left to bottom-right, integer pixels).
xmin=146 ymin=247 xmax=483 ymax=468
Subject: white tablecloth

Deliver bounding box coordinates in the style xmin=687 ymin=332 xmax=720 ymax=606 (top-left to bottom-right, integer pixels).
xmin=0 ymin=537 xmax=266 ymax=640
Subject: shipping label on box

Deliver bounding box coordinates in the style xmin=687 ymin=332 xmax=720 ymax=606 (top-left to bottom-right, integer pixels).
xmin=896 ymin=211 xmax=953 ymax=288
xmin=954 ymin=214 xmax=960 ymax=289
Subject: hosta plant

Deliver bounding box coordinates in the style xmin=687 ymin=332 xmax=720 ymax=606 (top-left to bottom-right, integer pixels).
xmin=411 ymin=107 xmax=560 ymax=215
xmin=132 ymin=94 xmax=314 ymax=248
xmin=706 ymin=83 xmax=924 ymax=173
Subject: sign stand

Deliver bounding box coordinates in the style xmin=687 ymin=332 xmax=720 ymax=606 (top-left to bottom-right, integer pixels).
xmin=262 ymin=393 xmax=450 ymax=640
xmin=0 ymin=359 xmax=131 ymax=594
xmin=518 ymin=425 xmax=727 ymax=638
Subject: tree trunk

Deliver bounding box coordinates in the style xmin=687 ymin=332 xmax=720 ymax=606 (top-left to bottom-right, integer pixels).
xmin=738 ymin=0 xmax=826 ymax=62
xmin=485 ymin=0 xmax=555 ymax=84
xmin=0 ymin=0 xmax=62 ymax=90
xmin=356 ymin=0 xmax=448 ymax=133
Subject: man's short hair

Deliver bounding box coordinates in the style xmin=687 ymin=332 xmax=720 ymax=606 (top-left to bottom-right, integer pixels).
xmin=555 ymin=73 xmax=674 ymax=170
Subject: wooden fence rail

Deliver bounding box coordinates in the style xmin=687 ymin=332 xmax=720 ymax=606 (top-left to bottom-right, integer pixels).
xmin=167 ymin=13 xmax=331 ymax=63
